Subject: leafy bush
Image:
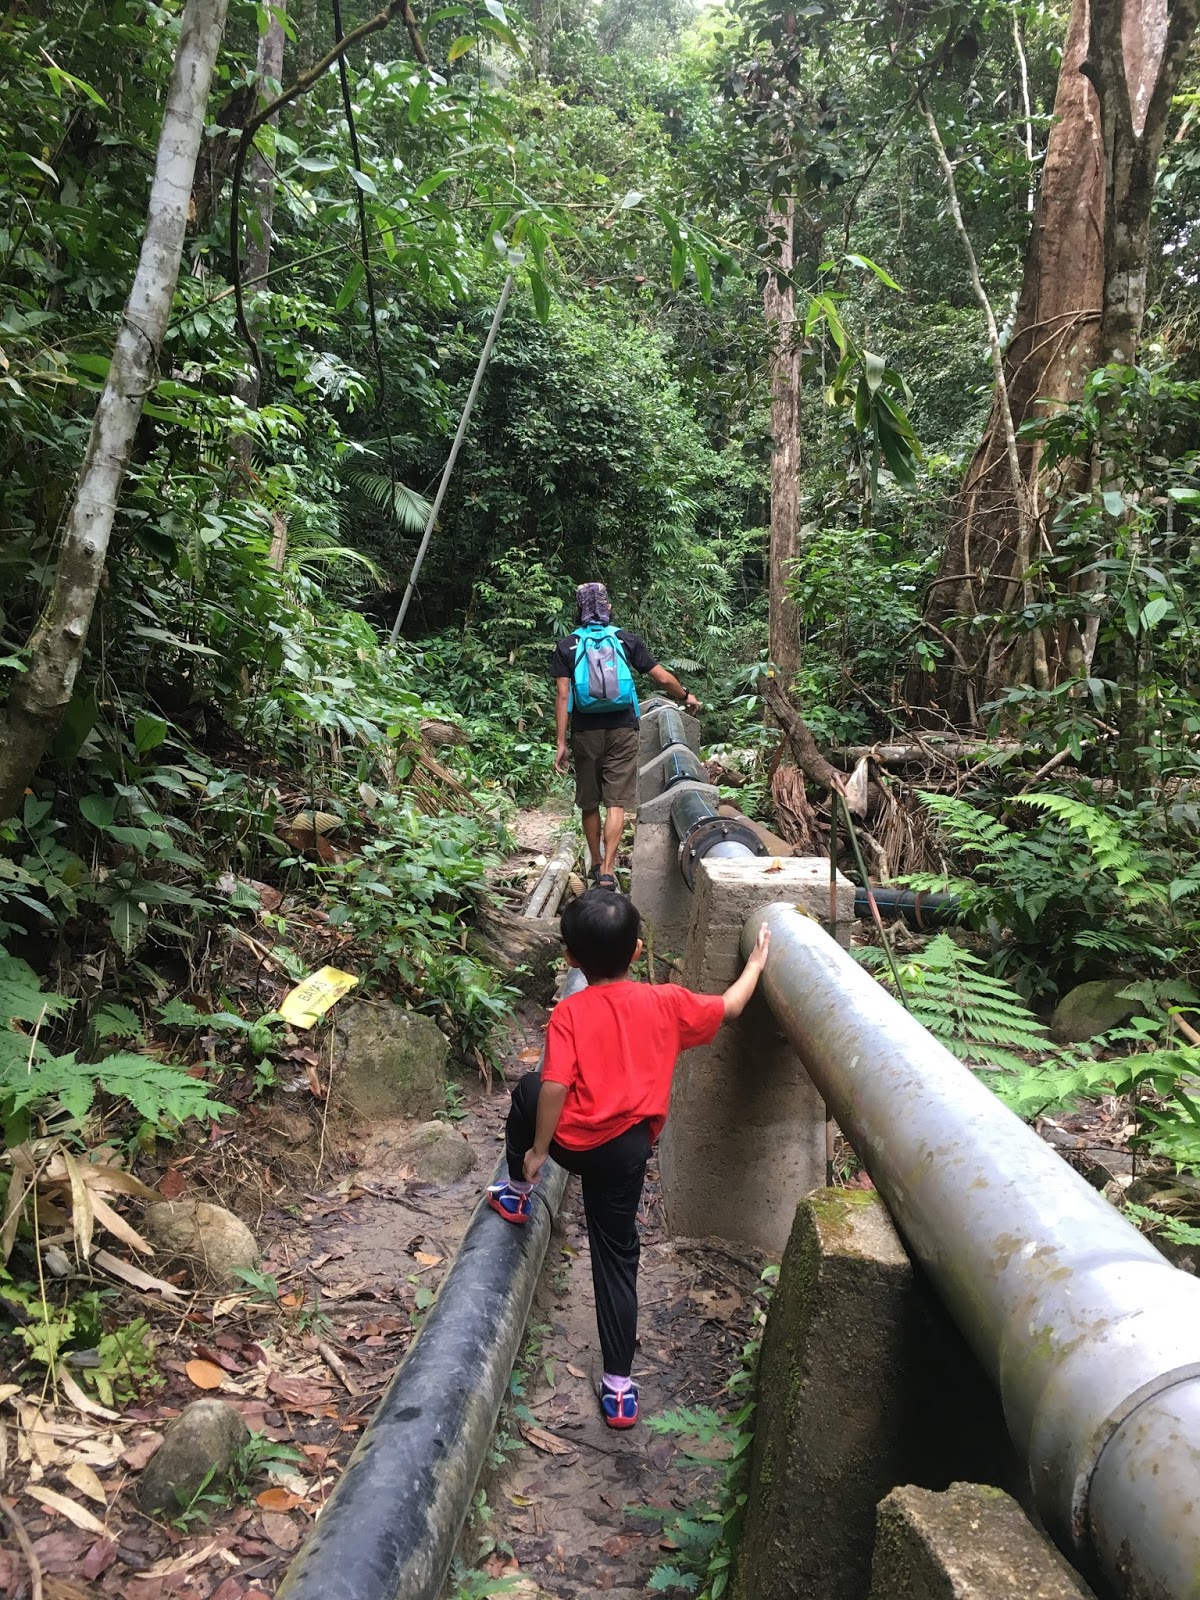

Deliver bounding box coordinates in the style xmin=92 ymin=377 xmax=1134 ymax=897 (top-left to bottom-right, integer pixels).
xmin=0 ymin=954 xmax=228 ymax=1141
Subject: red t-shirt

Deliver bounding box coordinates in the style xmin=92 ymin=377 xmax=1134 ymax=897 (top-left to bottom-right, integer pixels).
xmin=542 ymin=980 xmax=725 ymax=1150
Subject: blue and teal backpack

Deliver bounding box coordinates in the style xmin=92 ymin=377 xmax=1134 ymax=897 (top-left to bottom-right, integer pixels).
xmin=570 ymin=625 xmax=639 ymax=716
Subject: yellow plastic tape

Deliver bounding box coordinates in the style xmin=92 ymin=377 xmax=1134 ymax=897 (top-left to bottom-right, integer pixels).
xmin=278 ymin=966 xmax=359 ymax=1030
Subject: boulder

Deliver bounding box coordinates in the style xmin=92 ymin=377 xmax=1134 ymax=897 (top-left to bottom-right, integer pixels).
xmin=135 ymin=1399 xmax=248 ymax=1514
xmin=335 ymin=1002 xmax=448 ymax=1120
xmin=1050 ymin=978 xmax=1140 ymax=1043
xmin=468 ymin=905 xmax=564 ymax=1004
xmin=143 ymin=1200 xmax=260 ymax=1290
xmin=393 ymin=1119 xmax=478 ymax=1183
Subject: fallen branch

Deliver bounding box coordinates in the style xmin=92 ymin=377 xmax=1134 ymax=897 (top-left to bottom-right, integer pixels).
xmin=761 ymin=674 xmax=843 ymax=795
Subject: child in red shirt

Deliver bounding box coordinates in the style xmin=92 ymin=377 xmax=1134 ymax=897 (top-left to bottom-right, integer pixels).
xmin=487 ymin=889 xmax=771 ymax=1429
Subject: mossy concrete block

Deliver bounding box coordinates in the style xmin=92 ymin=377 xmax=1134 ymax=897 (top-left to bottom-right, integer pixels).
xmin=733 ymin=1191 xmax=1014 ymax=1600
xmin=135 ymin=1399 xmax=249 ymax=1514
xmin=335 ymin=1002 xmax=448 ymax=1120
xmin=1050 ymin=978 xmax=1140 ymax=1043
xmin=869 ymin=1484 xmax=1095 ymax=1599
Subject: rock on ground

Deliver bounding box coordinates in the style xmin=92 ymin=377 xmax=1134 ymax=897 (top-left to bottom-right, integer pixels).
xmin=142 ymin=1199 xmax=260 ymax=1289
xmin=335 ymin=1002 xmax=449 ymax=1120
xmin=1050 ymin=978 xmax=1140 ymax=1042
xmin=392 ymin=1119 xmax=478 ymax=1182
xmin=135 ymin=1399 xmax=249 ymax=1514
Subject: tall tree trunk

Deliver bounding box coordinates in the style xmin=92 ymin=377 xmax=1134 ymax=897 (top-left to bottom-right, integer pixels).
xmin=909 ymin=0 xmax=1104 ymax=725
xmin=1086 ymin=0 xmax=1200 ymax=366
xmin=765 ymin=193 xmax=801 ymax=684
xmin=1075 ymin=0 xmax=1200 ymax=676
xmin=0 ymin=0 xmax=230 ymax=820
xmin=233 ymin=0 xmax=287 ymax=469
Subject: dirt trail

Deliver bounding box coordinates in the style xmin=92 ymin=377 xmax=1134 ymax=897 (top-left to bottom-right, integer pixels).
xmin=453 ymin=1150 xmax=762 ymax=1600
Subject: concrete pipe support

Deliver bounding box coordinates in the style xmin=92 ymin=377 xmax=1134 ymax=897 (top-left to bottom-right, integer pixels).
xmin=741 ymin=904 xmax=1200 ymax=1600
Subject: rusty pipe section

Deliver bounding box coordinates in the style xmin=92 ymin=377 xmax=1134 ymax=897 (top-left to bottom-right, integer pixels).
xmin=742 ymin=903 xmax=1200 ymax=1600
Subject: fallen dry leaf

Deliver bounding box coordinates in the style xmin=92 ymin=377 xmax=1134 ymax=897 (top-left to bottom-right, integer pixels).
xmin=158 ymin=1168 xmax=187 ymax=1200
xmin=145 ymin=1537 xmax=224 ymax=1577
xmin=64 ymin=1459 xmax=108 ymax=1505
xmin=56 ymin=1367 xmax=120 ymax=1422
xmin=255 ymin=1486 xmax=304 ymax=1512
xmin=565 ymin=1364 xmax=586 ymax=1379
xmin=518 ymin=1423 xmax=574 ymax=1457
xmin=26 ymin=1484 xmax=107 ymax=1533
xmin=185 ymin=1358 xmax=225 ymax=1390
xmin=266 ymin=1372 xmax=333 ymax=1411
xmin=413 ymin=1250 xmax=443 ymax=1267
xmin=121 ymin=1433 xmax=162 ymax=1471
xmin=260 ymin=1509 xmax=301 ymax=1550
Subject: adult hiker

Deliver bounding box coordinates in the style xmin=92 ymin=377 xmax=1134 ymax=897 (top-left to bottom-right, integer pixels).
xmin=552 ymin=582 xmax=699 ymax=889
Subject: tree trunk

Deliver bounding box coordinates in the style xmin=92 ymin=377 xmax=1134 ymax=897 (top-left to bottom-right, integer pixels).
xmin=0 ymin=0 xmax=230 ymax=821
xmin=909 ymin=0 xmax=1104 ymax=725
xmin=1086 ymin=0 xmax=1200 ymax=367
xmin=233 ymin=0 xmax=286 ymax=464
xmin=765 ymin=193 xmax=801 ymax=684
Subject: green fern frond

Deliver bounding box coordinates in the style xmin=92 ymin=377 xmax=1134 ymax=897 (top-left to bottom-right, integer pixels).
xmin=916 ymin=792 xmax=1017 ymax=862
xmin=858 ymin=934 xmax=1050 ymax=1071
xmin=1021 ymin=794 xmax=1164 ymax=902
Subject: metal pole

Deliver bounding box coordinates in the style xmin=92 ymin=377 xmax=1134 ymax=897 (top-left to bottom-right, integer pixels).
xmin=741 ymin=903 xmax=1200 ymax=1600
xmin=388 ymin=275 xmax=514 ymax=645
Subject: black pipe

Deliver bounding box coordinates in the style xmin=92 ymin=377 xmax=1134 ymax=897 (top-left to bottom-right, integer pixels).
xmin=853 ymin=886 xmax=960 ymax=928
xmin=661 ymin=746 xmax=708 ymax=791
xmin=276 ymin=977 xmax=584 ymax=1600
xmin=658 ymin=706 xmax=689 ymax=753
xmin=669 ymin=789 xmax=768 ymax=889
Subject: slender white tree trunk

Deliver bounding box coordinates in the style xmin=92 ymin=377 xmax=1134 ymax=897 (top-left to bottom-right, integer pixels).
xmin=765 ymin=193 xmax=801 ymax=685
xmin=0 ymin=0 xmax=230 ymax=819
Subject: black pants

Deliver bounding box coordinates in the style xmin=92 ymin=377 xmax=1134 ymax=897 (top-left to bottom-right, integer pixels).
xmin=505 ymin=1072 xmax=650 ymax=1378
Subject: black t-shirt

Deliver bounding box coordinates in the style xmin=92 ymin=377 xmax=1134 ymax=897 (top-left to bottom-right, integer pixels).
xmin=552 ymin=629 xmax=657 ymax=730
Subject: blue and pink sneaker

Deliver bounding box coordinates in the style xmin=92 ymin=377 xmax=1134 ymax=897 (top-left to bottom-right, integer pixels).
xmin=486 ymin=1182 xmax=531 ymax=1224
xmin=600 ymin=1379 xmax=639 ymax=1430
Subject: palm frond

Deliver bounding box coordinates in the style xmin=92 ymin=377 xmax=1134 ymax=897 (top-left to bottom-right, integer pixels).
xmin=347 ymin=470 xmax=433 ymax=534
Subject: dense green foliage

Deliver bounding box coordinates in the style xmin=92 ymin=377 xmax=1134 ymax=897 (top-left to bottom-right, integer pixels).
xmin=1 ymin=0 xmax=1199 ymax=1211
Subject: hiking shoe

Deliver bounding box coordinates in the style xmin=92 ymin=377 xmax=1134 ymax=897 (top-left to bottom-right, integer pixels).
xmin=599 ymin=1379 xmax=639 ymax=1429
xmin=588 ymin=862 xmax=603 ymax=884
xmin=486 ymin=1182 xmax=531 ymax=1225
xmin=596 ymin=873 xmax=618 ymax=891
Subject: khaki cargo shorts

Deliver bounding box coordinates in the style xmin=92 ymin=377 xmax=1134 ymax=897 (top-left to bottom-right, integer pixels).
xmin=572 ymin=724 xmax=640 ymax=810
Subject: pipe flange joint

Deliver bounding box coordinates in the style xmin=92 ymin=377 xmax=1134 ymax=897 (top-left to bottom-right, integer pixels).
xmin=678 ymin=817 xmax=767 ymax=890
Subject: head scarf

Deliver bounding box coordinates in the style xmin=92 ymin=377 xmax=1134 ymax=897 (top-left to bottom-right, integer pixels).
xmin=575 ymin=582 xmax=612 ymax=625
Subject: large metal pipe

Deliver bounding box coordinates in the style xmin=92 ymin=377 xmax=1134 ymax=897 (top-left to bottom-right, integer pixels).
xmin=741 ymin=904 xmax=1200 ymax=1600
xmin=668 ymin=787 xmax=766 ymax=888
xmin=277 ymin=975 xmax=584 ymax=1600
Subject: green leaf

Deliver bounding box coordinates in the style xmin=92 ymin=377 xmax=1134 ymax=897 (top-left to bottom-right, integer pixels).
xmin=863 ymin=350 xmax=887 ymax=394
xmin=134 ymin=714 xmax=168 ymax=755
xmin=349 ymin=168 xmax=378 ymax=196
xmin=79 ymin=794 xmax=116 ymax=830
xmin=484 ymin=0 xmax=507 ymax=18
xmin=335 ymin=260 xmax=366 ymax=312
xmin=1167 ymin=486 xmax=1200 ymax=505
xmin=1102 ymin=489 xmax=1125 ymax=517
xmin=1139 ymin=595 xmax=1172 ymax=631
xmin=412 ymin=170 xmax=451 ymax=199
xmin=670 ymin=242 xmax=687 ymax=291
xmin=691 ymin=244 xmax=712 ymax=305
xmin=845 ymin=252 xmax=902 ymax=290
xmin=408 ymin=80 xmax=431 ymax=124
xmin=620 ymin=190 xmax=643 ymax=209
xmin=448 ymin=34 xmax=476 ymax=60
xmin=529 ymin=269 xmax=551 ymax=323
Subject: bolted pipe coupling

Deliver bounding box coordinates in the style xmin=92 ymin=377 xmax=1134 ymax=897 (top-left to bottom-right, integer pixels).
xmin=669 ymin=787 xmax=766 ymax=888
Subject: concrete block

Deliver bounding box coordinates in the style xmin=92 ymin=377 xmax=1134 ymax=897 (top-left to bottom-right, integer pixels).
xmin=660 ymin=856 xmax=853 ymax=1252
xmin=869 ymin=1484 xmax=1095 ymax=1599
xmin=733 ymin=1192 xmax=1017 ymax=1600
xmin=629 ymin=821 xmax=692 ymax=958
xmin=638 ymin=702 xmax=700 ymax=764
